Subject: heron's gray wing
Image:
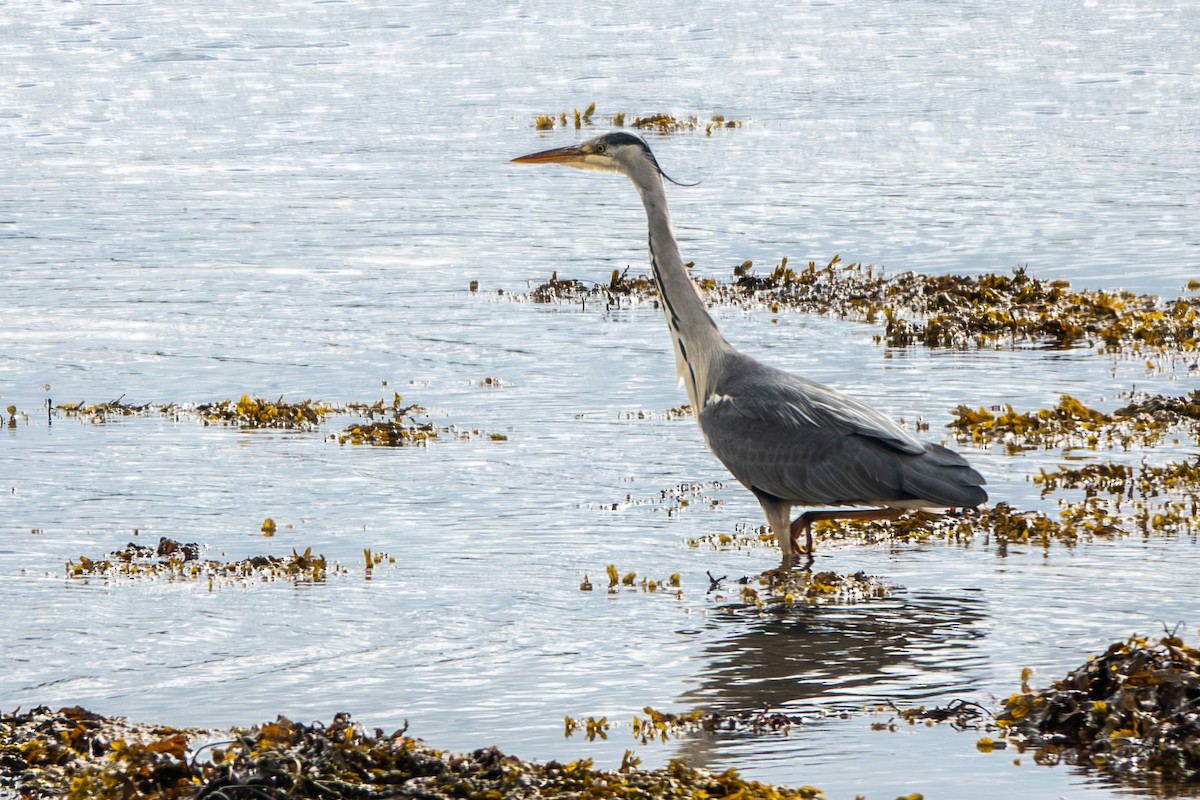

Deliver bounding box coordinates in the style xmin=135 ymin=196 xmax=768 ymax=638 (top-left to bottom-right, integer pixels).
xmin=698 ymin=355 xmax=977 ymax=506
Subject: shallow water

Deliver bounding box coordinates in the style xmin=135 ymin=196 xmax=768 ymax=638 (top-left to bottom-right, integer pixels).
xmin=3 ymin=1 xmax=1200 ymax=798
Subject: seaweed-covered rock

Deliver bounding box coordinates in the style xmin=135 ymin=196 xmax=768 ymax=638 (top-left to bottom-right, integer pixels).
xmin=0 ymin=708 xmax=830 ymax=800
xmin=998 ymin=635 xmax=1200 ymax=778
xmin=0 ymin=705 xmax=196 ymax=799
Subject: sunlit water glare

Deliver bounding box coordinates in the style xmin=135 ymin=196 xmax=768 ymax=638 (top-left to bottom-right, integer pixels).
xmin=3 ymin=1 xmax=1199 ymax=798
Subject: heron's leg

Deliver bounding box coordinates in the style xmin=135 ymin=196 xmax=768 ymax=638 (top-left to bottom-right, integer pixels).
xmin=789 ymin=508 xmax=905 ymax=560
xmin=752 ymin=495 xmax=795 ymax=563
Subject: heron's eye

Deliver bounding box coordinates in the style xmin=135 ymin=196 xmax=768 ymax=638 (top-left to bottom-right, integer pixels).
xmin=593 ymin=144 xmax=606 ymax=154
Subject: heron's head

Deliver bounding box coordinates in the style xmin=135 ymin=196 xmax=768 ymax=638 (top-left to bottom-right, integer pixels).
xmin=512 ymin=131 xmax=673 ymax=182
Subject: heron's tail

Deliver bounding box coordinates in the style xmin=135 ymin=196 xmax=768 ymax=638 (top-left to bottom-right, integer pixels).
xmin=902 ymin=442 xmax=988 ymax=507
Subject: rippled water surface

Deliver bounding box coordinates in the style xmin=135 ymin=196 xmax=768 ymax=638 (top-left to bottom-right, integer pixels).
xmin=3 ymin=1 xmax=1200 ymax=797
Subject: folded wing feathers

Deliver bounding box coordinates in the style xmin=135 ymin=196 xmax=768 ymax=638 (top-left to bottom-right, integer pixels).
xmin=699 ymin=356 xmax=986 ymax=508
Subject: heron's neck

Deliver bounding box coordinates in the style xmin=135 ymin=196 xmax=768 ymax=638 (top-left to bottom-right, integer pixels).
xmin=634 ymin=171 xmax=733 ymax=412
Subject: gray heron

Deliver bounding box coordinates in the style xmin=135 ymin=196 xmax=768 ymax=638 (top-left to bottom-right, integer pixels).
xmin=512 ymin=132 xmax=987 ymax=568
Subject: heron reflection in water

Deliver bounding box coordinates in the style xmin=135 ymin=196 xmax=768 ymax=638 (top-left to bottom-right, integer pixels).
xmin=513 ymin=132 xmax=986 ymax=568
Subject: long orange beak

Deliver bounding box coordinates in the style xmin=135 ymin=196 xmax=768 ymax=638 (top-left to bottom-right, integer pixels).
xmin=511 ymin=144 xmax=587 ymax=165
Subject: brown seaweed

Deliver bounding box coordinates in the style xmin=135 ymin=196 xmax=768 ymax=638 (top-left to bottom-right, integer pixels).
xmin=517 ymin=260 xmax=1200 ymax=356
xmin=66 ymin=541 xmax=334 ymax=585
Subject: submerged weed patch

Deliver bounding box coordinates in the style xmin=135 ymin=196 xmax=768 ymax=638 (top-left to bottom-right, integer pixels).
xmin=736 ymin=567 xmax=892 ymax=606
xmin=564 ymin=707 xmax=813 ymax=746
xmin=56 ymin=395 xmax=338 ymax=429
xmin=579 ymin=560 xmax=891 ymax=606
xmin=55 ymin=395 xmax=155 ymax=421
xmin=34 ymin=391 xmax=508 ymax=445
xmin=530 ymin=102 xmax=744 ymax=135
xmin=820 ymin=496 xmax=1199 ymax=550
xmin=334 ymin=394 xmax=440 ymax=446
xmin=588 ymin=480 xmax=723 ymax=515
xmin=66 ymin=538 xmax=337 ymax=585
xmin=1036 ymin=457 xmax=1200 ymax=512
xmin=334 ymin=393 xmax=506 ymax=446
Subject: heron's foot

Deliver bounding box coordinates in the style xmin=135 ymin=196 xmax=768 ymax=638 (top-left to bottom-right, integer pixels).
xmin=781 ymin=549 xmax=815 ymax=572
xmin=787 ymin=517 xmax=815 ymax=567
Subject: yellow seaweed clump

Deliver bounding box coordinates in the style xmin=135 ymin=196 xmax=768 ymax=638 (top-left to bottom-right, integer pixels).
xmin=950 ymin=395 xmax=1114 ymax=450
xmin=871 ymin=268 xmax=1200 ymax=352
xmin=998 ymin=635 xmax=1200 ymax=779
xmin=951 ymin=391 xmax=1200 ymax=450
xmin=197 ymin=395 xmax=335 ymax=430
